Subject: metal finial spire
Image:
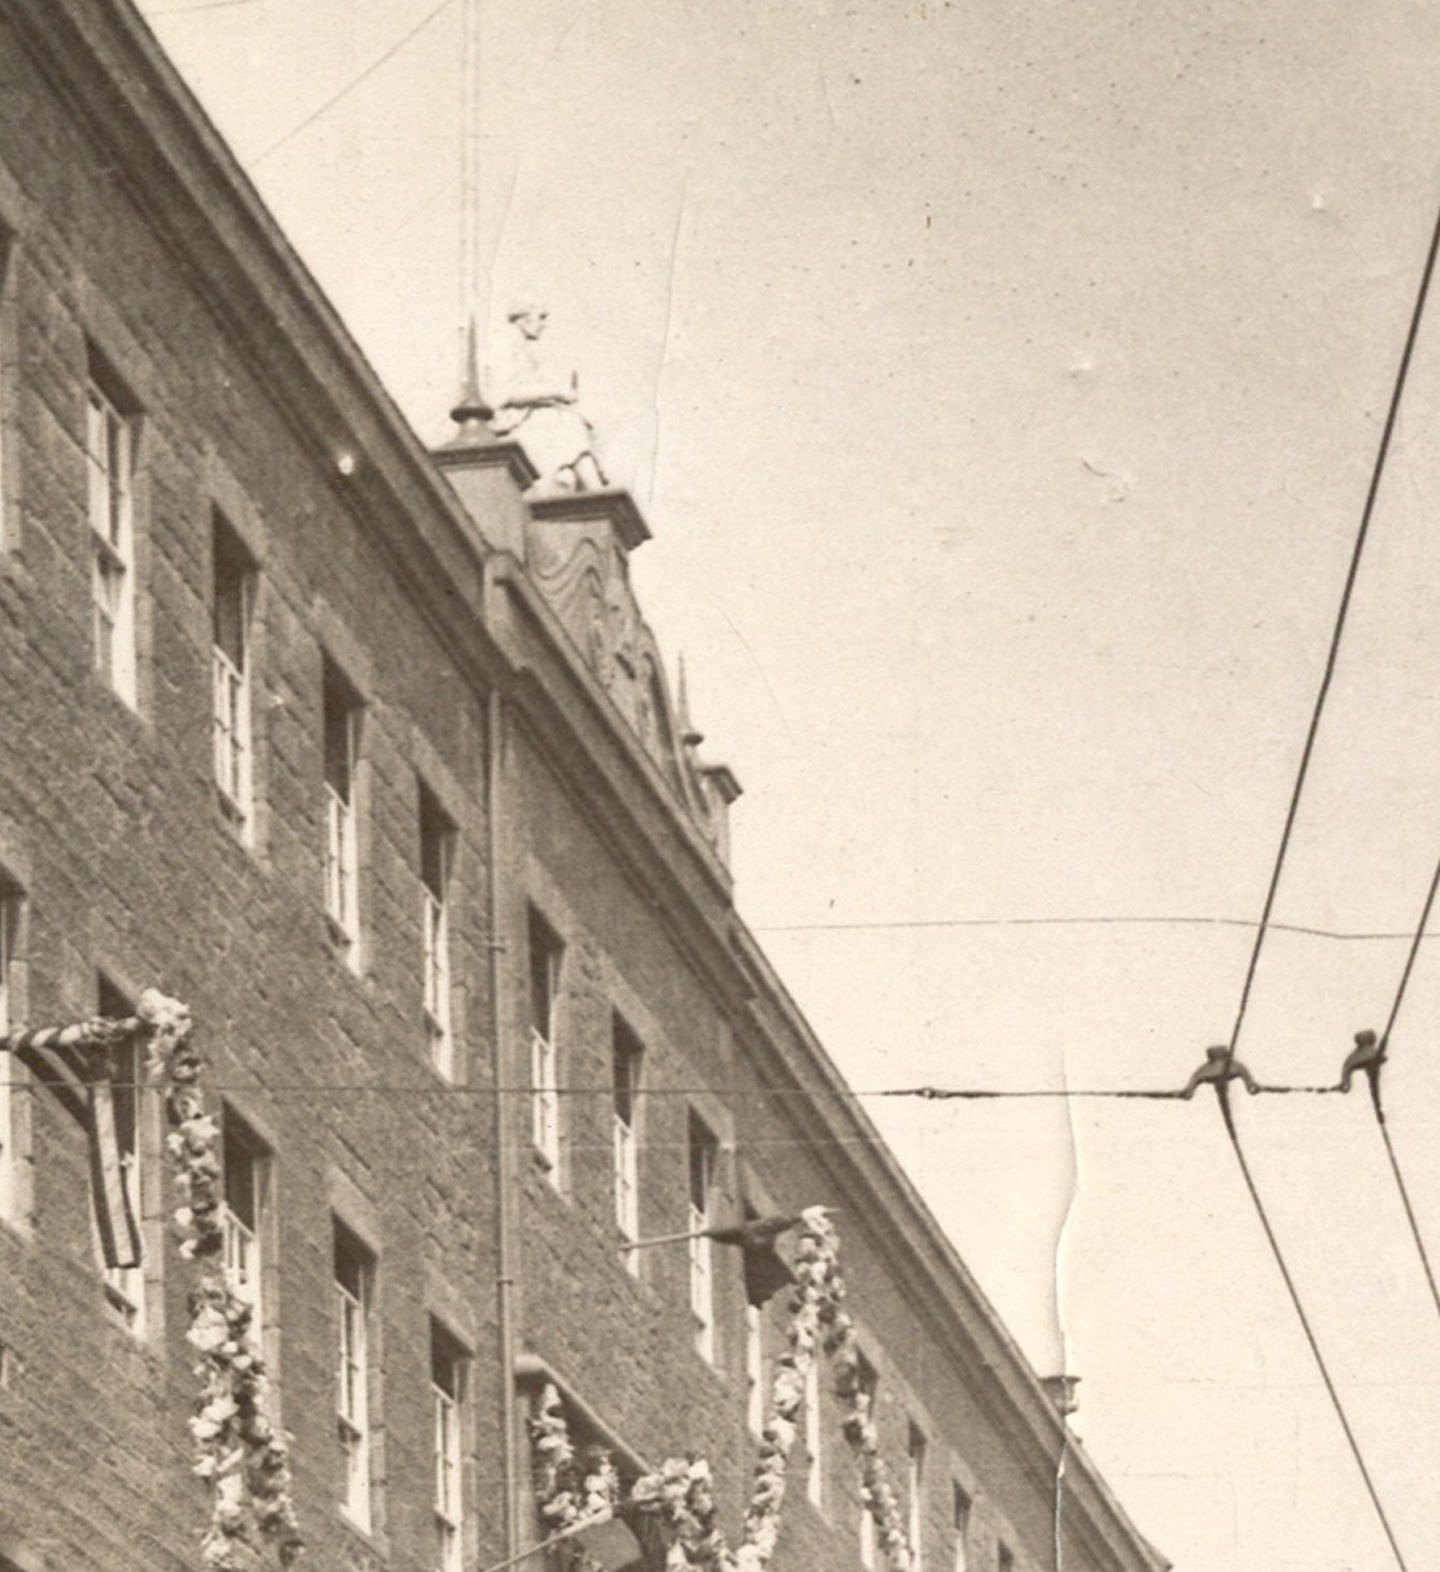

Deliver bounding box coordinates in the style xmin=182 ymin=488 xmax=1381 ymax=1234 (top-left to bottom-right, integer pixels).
xmin=676 ymin=655 xmax=703 ymax=747
xmin=450 ymin=0 xmax=492 ymax=438
xmin=449 ymin=314 xmax=493 ymax=437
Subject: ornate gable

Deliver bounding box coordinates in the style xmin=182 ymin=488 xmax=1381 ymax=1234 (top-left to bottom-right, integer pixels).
xmin=526 ymin=491 xmax=740 ymax=864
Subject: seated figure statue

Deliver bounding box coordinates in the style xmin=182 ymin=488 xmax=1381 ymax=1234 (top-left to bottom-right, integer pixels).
xmin=489 ymin=304 xmax=608 ymax=496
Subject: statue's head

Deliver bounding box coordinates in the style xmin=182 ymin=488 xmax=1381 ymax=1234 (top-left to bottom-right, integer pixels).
xmin=1354 ymin=1029 xmax=1377 ymax=1049
xmin=508 ymin=301 xmax=549 ymax=340
xmin=1205 ymin=1046 xmax=1227 ymax=1062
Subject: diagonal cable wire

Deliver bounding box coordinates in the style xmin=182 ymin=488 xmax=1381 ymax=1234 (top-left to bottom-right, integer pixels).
xmin=1356 ymin=846 xmax=1440 ymax=1322
xmin=248 ymin=0 xmax=457 ymax=167
xmin=1206 ymin=176 xmax=1440 ymax=1568
xmin=0 ymin=1071 xmax=1342 ymax=1099
xmin=1376 ymin=853 xmax=1440 ymax=1048
xmin=1371 ymin=1092 xmax=1440 ymax=1323
xmin=149 ymin=0 xmax=260 ymax=15
xmin=1227 ymin=185 xmax=1440 ymax=1065
xmin=758 ymin=913 xmax=1440 ymax=940
xmin=1210 ymin=1088 xmax=1411 ymax=1570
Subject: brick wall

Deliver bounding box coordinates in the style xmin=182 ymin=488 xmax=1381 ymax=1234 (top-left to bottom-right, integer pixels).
xmin=502 ymin=728 xmax=1065 ymax=1572
xmin=0 ymin=10 xmax=502 ymax=1568
xmin=0 ymin=6 xmax=1163 ymax=1572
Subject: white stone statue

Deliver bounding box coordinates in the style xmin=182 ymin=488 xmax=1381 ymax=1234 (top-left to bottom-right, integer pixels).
xmin=489 ymin=304 xmax=608 ymax=496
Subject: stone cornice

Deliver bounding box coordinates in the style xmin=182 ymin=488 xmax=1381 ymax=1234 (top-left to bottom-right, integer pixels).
xmin=10 ymin=0 xmax=499 ymax=650
xmin=492 ymin=537 xmax=1165 ymax=1566
xmin=433 ymin=435 xmax=538 ymax=495
xmin=486 ymin=552 xmax=740 ymax=911
xmin=727 ymin=928 xmax=1171 ymax=1571
xmin=529 ymin=488 xmax=651 ymax=552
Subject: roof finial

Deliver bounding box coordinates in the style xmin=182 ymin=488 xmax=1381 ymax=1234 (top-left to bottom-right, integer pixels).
xmin=676 ymin=655 xmax=703 ymax=748
xmin=449 ymin=315 xmax=494 ymax=440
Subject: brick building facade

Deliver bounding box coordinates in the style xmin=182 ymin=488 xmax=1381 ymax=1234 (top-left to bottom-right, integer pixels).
xmin=0 ymin=3 xmax=1167 ymax=1571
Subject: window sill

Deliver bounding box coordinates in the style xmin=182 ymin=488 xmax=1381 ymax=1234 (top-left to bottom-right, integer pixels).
xmin=797 ymin=1485 xmax=831 ymax=1528
xmin=0 ymin=545 xmax=31 ymax=587
xmin=216 ymin=786 xmax=252 ymax=834
xmin=88 ymin=668 xmax=150 ymax=735
xmin=102 ymin=1281 xmax=145 ymax=1335
xmin=323 ymin=913 xmax=363 ymax=976
xmin=0 ymin=1210 xmax=34 ymax=1246
xmin=424 ymin=1017 xmax=456 ymax=1082
xmin=92 ymin=1271 xmax=167 ymax=1376
xmin=685 ymin=1340 xmax=732 ymax=1398
xmin=336 ymin=1503 xmax=384 ymax=1561
xmin=610 ymin=1231 xmax=663 ymax=1303
xmin=421 ymin=1043 xmax=458 ymax=1088
xmin=530 ymin=1146 xmax=564 ymax=1190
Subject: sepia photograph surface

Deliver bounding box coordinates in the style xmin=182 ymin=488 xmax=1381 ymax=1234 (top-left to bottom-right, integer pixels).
xmin=2 ymin=3 xmax=1438 ymax=1571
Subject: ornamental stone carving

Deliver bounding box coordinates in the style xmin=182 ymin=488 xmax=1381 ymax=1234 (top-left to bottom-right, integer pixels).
xmin=525 ymin=491 xmax=740 ymax=862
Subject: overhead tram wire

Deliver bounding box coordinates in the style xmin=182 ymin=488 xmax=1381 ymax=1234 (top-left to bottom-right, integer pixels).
xmin=0 ymin=1070 xmax=1342 ymax=1100
xmin=1194 ymin=166 xmax=1440 ymax=1572
xmin=148 ymin=0 xmax=259 ymax=15
xmin=756 ymin=913 xmax=1440 ymax=941
xmin=1226 ymin=175 xmax=1440 ymax=1068
xmin=1355 ymin=845 xmax=1440 ymax=1324
xmin=1210 ymin=1080 xmax=1412 ymax=1572
xmin=247 ymin=0 xmax=457 ymax=168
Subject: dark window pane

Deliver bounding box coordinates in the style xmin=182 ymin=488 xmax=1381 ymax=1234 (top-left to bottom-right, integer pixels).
xmin=528 ymin=911 xmax=559 ymax=1037
xmin=688 ymin=1110 xmax=715 ymax=1210
xmin=212 ymin=514 xmax=251 ymax=666
xmin=613 ymin=1018 xmax=641 ymax=1125
xmin=419 ymin=784 xmax=450 ymax=898
xmin=334 ymin=1220 xmax=368 ymax=1299
xmin=323 ymin=660 xmax=355 ymax=798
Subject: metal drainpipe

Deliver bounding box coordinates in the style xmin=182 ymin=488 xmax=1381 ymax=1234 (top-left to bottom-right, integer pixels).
xmin=486 ymin=678 xmax=521 ymax=1560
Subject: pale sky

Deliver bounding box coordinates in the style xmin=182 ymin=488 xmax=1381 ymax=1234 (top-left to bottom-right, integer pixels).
xmin=137 ymin=1 xmax=1440 ymax=1566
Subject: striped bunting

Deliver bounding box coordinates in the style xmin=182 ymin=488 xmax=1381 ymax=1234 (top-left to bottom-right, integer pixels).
xmin=2 ymin=1017 xmax=143 ymax=1269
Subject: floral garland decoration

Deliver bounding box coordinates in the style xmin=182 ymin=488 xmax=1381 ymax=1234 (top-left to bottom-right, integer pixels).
xmin=530 ymin=1383 xmax=622 ymax=1571
xmin=818 ymin=1218 xmax=912 ymax=1572
xmin=631 ymin=1455 xmax=732 ymax=1572
xmin=140 ymin=989 xmax=304 ymax=1570
xmin=732 ymin=1206 xmax=830 ymax=1572
xmin=539 ymin=1206 xmax=913 ymax=1572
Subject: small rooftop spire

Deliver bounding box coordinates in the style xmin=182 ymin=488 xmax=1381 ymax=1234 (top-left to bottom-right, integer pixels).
xmin=676 ymin=655 xmax=703 ymax=748
xmin=448 ymin=315 xmax=494 ymax=442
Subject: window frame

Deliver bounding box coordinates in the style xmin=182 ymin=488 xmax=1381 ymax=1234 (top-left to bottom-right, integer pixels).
xmin=951 ymin=1484 xmax=971 ymax=1572
xmin=612 ymin=1015 xmax=642 ymax=1262
xmin=687 ymin=1109 xmax=718 ymax=1363
xmin=334 ymin=1222 xmax=374 ymax=1531
xmin=804 ymin=1355 xmax=823 ymax=1506
xmin=431 ymin=1321 xmax=466 ymax=1572
xmin=85 ymin=373 xmax=138 ymax=707
xmin=419 ymin=784 xmax=455 ymax=1079
xmin=907 ymin=1423 xmax=927 ymax=1572
xmin=220 ymin=1106 xmax=270 ymax=1334
xmin=0 ymin=229 xmax=17 ymax=553
xmin=96 ymin=979 xmax=144 ymax=1331
xmin=211 ymin=513 xmax=256 ymax=834
xmin=857 ymin=1354 xmax=879 ymax=1570
xmin=0 ymin=886 xmax=18 ymax=1223
xmin=745 ymin=1300 xmax=765 ymax=1437
xmin=322 ymin=659 xmax=362 ymax=965
xmin=528 ymin=911 xmax=562 ymax=1178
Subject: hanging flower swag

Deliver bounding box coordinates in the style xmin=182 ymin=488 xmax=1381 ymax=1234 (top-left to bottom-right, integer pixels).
xmin=140 ymin=990 xmax=304 ymax=1569
xmin=529 ymin=1207 xmax=912 ymax=1572
xmin=5 ymin=991 xmax=303 ymax=1569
